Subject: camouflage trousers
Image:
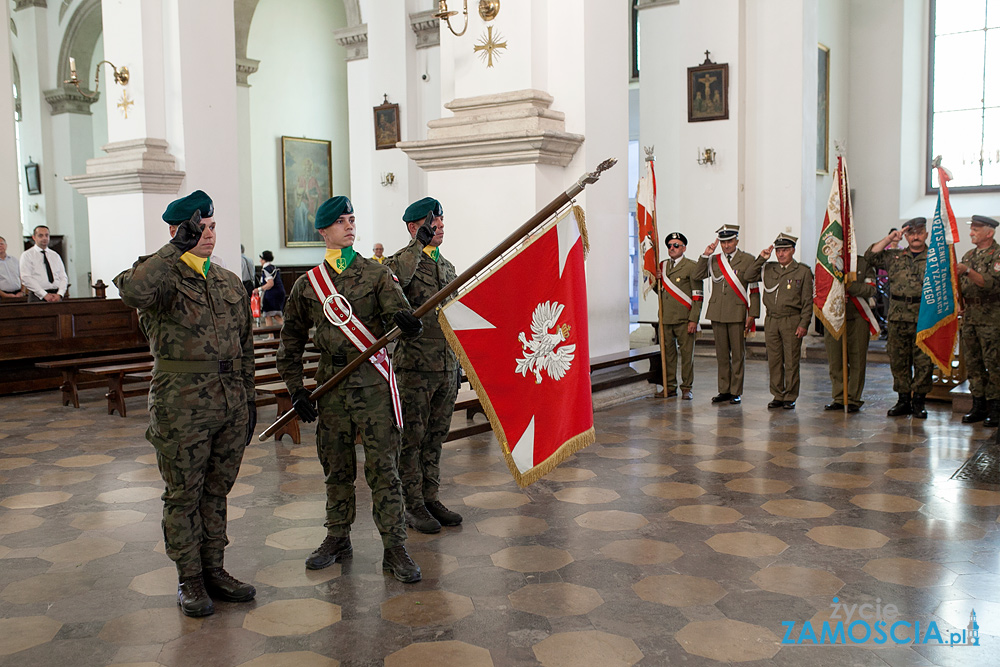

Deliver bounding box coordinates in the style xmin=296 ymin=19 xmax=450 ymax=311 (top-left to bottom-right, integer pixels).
xmin=887 ymin=321 xmax=933 ymax=394
xmin=962 ymin=322 xmax=1000 ymax=400
xmin=147 ymin=404 xmax=249 ymax=578
xmin=315 ymin=383 xmax=406 ymax=548
xmin=397 ymin=369 xmax=459 ymax=508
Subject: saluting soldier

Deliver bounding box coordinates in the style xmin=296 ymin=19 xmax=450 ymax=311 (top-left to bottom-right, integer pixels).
xmin=277 ymin=195 xmax=425 ymax=583
xmin=657 ymin=232 xmax=704 ymax=400
xmin=956 ymin=215 xmax=1000 ymax=426
xmin=114 ymin=190 xmax=257 ymax=618
xmin=823 ymin=255 xmax=878 ymax=412
xmin=694 ymin=224 xmax=761 ymax=405
xmin=749 ymin=234 xmax=813 ymax=409
xmin=385 ymin=197 xmax=464 ymax=534
xmin=865 ymin=217 xmax=932 ymax=419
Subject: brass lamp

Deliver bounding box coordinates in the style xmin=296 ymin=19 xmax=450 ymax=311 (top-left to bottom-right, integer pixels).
xmin=64 ymin=56 xmax=129 ymax=100
xmin=433 ymin=0 xmax=468 ymax=37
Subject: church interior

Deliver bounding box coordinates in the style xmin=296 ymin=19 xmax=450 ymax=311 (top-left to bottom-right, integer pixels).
xmin=2 ymin=0 xmax=1000 ymax=665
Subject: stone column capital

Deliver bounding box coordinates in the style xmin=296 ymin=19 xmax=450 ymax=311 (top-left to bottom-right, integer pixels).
xmin=44 ymin=84 xmax=100 ymax=115
xmin=236 ymin=57 xmax=260 ymax=87
xmin=65 ymin=138 xmax=186 ymax=196
xmin=333 ymin=23 xmax=368 ymax=61
xmin=410 ymin=10 xmax=440 ymax=50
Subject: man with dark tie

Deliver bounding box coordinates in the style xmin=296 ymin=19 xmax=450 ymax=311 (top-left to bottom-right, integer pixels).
xmin=20 ymin=225 xmax=68 ymax=302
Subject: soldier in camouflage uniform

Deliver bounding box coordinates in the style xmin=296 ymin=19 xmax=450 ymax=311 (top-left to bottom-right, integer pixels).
xmin=114 ymin=190 xmax=257 ymax=618
xmin=277 ymin=195 xmax=425 ymax=583
xmin=865 ymin=217 xmax=932 ymax=419
xmin=657 ymin=232 xmax=703 ymax=400
xmin=385 ymin=197 xmax=463 ymax=534
xmin=823 ymin=255 xmax=877 ymax=412
xmin=956 ymin=215 xmax=1000 ymax=426
xmin=749 ymin=234 xmax=813 ymax=410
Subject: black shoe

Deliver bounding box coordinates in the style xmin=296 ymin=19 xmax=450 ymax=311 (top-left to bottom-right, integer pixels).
xmin=729 ymin=396 xmax=741 ymax=404
xmin=824 ymin=402 xmax=845 ymax=411
xmin=847 ymin=404 xmax=861 ymax=413
xmin=203 ymin=567 xmax=256 ymax=602
xmin=425 ymin=500 xmax=463 ymax=527
xmin=711 ymin=393 xmax=733 ymax=403
xmin=177 ymin=576 xmax=214 ymax=617
xmin=985 ymin=400 xmax=1000 ymax=427
xmin=911 ymin=394 xmax=928 ymax=420
xmin=305 ymin=535 xmax=353 ymax=570
xmin=887 ymin=393 xmax=912 ymax=417
xmin=767 ymin=399 xmax=784 ymax=409
xmin=783 ymin=401 xmax=795 ymax=410
xmin=665 ymin=389 xmax=678 ymax=398
xmin=963 ymin=397 xmax=988 ymax=424
xmin=406 ymin=505 xmax=442 ymax=534
xmin=383 ymin=545 xmax=421 ymax=583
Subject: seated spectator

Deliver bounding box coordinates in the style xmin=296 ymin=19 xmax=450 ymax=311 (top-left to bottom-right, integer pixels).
xmin=20 ymin=225 xmax=68 ymax=302
xmin=259 ymin=250 xmax=286 ymax=326
xmin=0 ymin=235 xmax=25 ymax=300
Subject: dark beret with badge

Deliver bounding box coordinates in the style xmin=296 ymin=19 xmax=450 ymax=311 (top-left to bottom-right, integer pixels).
xmin=403 ymin=197 xmax=443 ymax=223
xmin=315 ymin=196 xmax=353 ymax=230
xmin=970 ymin=215 xmax=999 ymax=229
xmin=716 ymin=224 xmax=740 ymax=240
xmin=665 ymin=232 xmax=688 ymax=246
xmin=901 ymin=217 xmax=926 ymax=231
xmin=773 ymin=233 xmax=797 ymax=248
xmin=162 ymin=190 xmax=214 ymax=224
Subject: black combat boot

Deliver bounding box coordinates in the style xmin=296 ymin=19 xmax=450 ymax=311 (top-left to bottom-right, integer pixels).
xmin=305 ymin=535 xmax=353 ymax=570
xmin=426 ymin=500 xmax=463 ymax=526
xmin=985 ymin=400 xmax=1000 ymax=428
xmin=963 ymin=397 xmax=988 ymax=424
xmin=383 ymin=545 xmax=422 ymax=583
xmin=911 ymin=394 xmax=928 ymax=419
xmin=204 ymin=567 xmax=256 ymax=602
xmin=177 ymin=575 xmax=214 ymax=617
xmin=887 ymin=393 xmax=912 ymax=417
xmin=405 ymin=505 xmax=441 ymax=534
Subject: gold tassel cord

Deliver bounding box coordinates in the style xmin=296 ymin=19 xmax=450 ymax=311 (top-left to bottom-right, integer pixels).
xmin=571 ymin=204 xmax=590 ymax=258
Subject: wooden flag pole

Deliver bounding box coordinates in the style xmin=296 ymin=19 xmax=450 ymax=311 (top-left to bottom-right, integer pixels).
xmin=842 ymin=297 xmax=849 ymax=414
xmin=645 ymin=148 xmax=669 ymax=398
xmin=259 ymin=158 xmax=618 ymax=441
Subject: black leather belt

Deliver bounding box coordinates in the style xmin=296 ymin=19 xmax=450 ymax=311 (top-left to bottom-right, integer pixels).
xmin=965 ymin=296 xmax=999 ymax=306
xmin=330 ymin=353 xmax=348 ymax=366
xmin=154 ymin=359 xmax=242 ymax=373
xmin=890 ymin=294 xmax=920 ymax=304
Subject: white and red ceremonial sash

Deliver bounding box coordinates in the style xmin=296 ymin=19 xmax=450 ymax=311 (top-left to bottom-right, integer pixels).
xmin=711 ymin=253 xmax=751 ymax=309
xmin=849 ymin=294 xmax=879 ymax=337
xmin=306 ymin=264 xmax=403 ymax=426
xmin=659 ymin=261 xmax=692 ymax=310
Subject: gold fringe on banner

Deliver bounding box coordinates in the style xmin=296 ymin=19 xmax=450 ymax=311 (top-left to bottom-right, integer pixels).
xmin=571 ymin=204 xmax=590 ymax=258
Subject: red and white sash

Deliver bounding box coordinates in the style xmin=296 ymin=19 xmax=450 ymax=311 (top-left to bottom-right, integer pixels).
xmin=711 ymin=253 xmax=751 ymax=309
xmin=306 ymin=264 xmax=403 ymax=427
xmin=660 ymin=260 xmax=693 ymax=310
xmin=850 ymin=280 xmax=879 ymax=337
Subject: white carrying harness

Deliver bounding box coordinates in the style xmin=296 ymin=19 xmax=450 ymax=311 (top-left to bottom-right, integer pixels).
xmin=660 ymin=260 xmax=693 ymax=310
xmin=306 ymin=264 xmax=403 ymax=427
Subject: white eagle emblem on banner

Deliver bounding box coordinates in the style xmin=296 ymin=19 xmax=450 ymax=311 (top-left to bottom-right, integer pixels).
xmin=515 ymin=301 xmax=576 ymax=384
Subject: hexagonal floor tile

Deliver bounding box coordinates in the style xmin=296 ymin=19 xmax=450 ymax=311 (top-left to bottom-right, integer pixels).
xmin=675 ymin=619 xmax=780 ymax=662
xmin=239 ymin=652 xmax=339 ymax=667
xmin=862 ymin=558 xmax=958 ymax=588
xmin=761 ymin=499 xmax=835 ymax=519
xmin=476 ymin=515 xmax=549 ymax=538
xmin=543 ymin=467 xmax=596 ymax=482
xmin=463 ymin=492 xmax=529 ymax=509
xmin=39 ymin=536 xmax=125 ymax=564
xmin=53 ymin=454 xmax=115 ymax=468
xmin=1 ymin=491 xmax=72 ymax=509
xmin=30 ymin=470 xmax=95 ymax=487
xmin=751 ymin=565 xmax=844 ymax=598
xmin=574 ymin=510 xmax=648 ymax=531
xmin=806 ymin=525 xmax=889 ymax=550
xmin=491 ymin=545 xmax=573 ymax=573
xmin=385 ymin=641 xmax=492 ymax=667
xmin=671 ymin=444 xmax=721 ymax=457
xmin=96 ymin=487 xmax=162 ymax=504
xmin=532 ymin=630 xmax=643 ymax=667
xmin=553 ymin=487 xmax=620 ymax=505
xmin=640 ymin=482 xmax=705 ymax=500
xmin=1 ymin=571 xmax=95 ymax=604
xmin=902 ymin=518 xmax=987 ymax=541
xmin=633 ymin=574 xmax=726 ymax=607
xmin=0 ymin=616 xmax=63 ymax=656
xmin=668 ymin=505 xmax=742 ymax=525
xmin=884 ymin=467 xmax=933 ymax=483
xmin=0 ymin=513 xmax=45 ymax=535
xmin=244 ymin=599 xmax=341 ymax=636
xmin=381 ymin=591 xmax=474 ymax=627
xmin=706 ymin=532 xmax=788 ymax=557
xmin=615 ymin=463 xmax=677 ymax=477
xmin=279 ymin=479 xmax=325 ymax=495
xmin=117 ymin=468 xmax=163 ymax=483
xmin=600 ymin=539 xmax=682 ymax=565
xmin=272 ymin=501 xmax=326 ymax=520
xmin=265 ymin=527 xmax=327 ymax=551
xmin=411 ymin=552 xmax=460 ymax=580
xmin=71 ymin=510 xmax=146 ymax=531
xmin=850 ymin=493 xmax=923 ymax=513
xmin=695 ymin=459 xmax=755 ymax=474
xmin=453 ymin=471 xmax=512 ymax=486
xmin=940 ymin=488 xmax=1000 ymax=507
xmin=129 ymin=567 xmax=179 ymax=596
xmin=285 ymin=460 xmax=323 ymax=475
xmin=595 ymin=446 xmax=651 ymax=460
xmin=228 ymin=482 xmax=255 ymax=499
xmin=725 ymin=478 xmax=791 ymax=495
xmin=808 ymin=472 xmax=873 ymax=489
xmin=254 ymin=559 xmax=341 ymax=588
xmin=0 ymin=457 xmax=35 ymax=471
xmin=99 ymin=608 xmax=200 ymax=645
xmin=509 ymin=582 xmax=604 ymax=617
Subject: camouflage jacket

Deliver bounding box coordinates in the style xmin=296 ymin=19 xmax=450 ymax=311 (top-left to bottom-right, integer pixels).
xmin=960 ymin=240 xmax=1000 ymax=325
xmin=277 ymin=257 xmax=412 ymax=395
xmin=385 ymin=240 xmax=458 ymax=372
xmin=693 ymin=249 xmax=762 ymax=322
xmin=657 ymin=256 xmax=704 ymax=325
xmin=865 ymin=245 xmax=927 ymax=323
xmin=750 ymin=257 xmax=814 ymax=329
xmin=113 ymin=243 xmax=254 ymax=411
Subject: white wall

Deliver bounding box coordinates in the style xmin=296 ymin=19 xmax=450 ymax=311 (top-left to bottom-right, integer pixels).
xmin=815 ymin=0 xmax=850 ymax=260
xmin=247 ymin=0 xmax=350 ymax=267
xmin=0 ymin=0 xmax=21 ymax=250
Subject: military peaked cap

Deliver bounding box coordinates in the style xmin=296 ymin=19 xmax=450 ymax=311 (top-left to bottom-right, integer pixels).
xmin=970 ymin=215 xmax=999 ymax=229
xmin=315 ymin=196 xmax=353 ymax=230
xmin=901 ymin=217 xmax=926 ymax=230
xmin=774 ymin=233 xmax=797 ymax=248
xmin=403 ymin=197 xmax=443 ymax=223
xmin=665 ymin=232 xmax=688 ymax=246
xmin=716 ymin=224 xmax=740 ymax=240
xmin=162 ymin=190 xmax=214 ymax=224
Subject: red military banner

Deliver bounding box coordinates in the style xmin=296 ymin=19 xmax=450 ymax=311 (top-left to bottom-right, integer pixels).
xmin=636 ymin=159 xmax=659 ymax=299
xmin=438 ymin=206 xmax=595 ymax=487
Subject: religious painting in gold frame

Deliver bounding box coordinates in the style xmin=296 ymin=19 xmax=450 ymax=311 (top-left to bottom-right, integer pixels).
xmin=281 ymin=136 xmax=331 ymax=247
xmin=817 ymin=43 xmax=831 ymax=174
xmin=373 ymin=99 xmax=401 ymax=150
xmin=687 ymin=59 xmax=729 ymax=122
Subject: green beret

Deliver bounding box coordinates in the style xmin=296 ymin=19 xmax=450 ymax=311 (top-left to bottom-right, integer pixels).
xmin=315 ymin=196 xmax=353 ymax=230
xmin=403 ymin=197 xmax=443 ymax=223
xmin=162 ymin=190 xmax=214 ymax=224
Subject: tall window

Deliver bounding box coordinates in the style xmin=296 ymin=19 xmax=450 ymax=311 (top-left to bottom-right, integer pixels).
xmin=928 ymin=0 xmax=1000 ymax=191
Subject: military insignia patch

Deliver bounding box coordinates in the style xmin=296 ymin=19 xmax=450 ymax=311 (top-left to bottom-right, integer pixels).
xmin=993 ymin=261 xmax=1000 ymax=272
xmin=336 ymin=258 xmax=348 ymax=271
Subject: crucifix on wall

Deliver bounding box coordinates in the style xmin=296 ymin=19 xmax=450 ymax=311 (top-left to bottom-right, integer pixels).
xmin=687 ymin=51 xmax=729 ymax=122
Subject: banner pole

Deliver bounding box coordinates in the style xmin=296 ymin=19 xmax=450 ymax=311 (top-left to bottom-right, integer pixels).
xmin=647 ymin=153 xmax=669 ymax=399
xmin=842 ymin=298 xmax=849 ymax=414
xmin=260 ymin=158 xmax=618 ymax=441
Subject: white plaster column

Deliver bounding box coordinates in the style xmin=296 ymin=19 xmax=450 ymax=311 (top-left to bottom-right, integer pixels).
xmin=0 ymin=0 xmax=22 ymax=248
xmin=337 ymin=25 xmax=375 ymax=250
xmin=236 ymin=57 xmax=259 ymax=258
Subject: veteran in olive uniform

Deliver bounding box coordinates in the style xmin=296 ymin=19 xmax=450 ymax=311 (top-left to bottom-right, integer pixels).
xmin=657 ymin=232 xmax=703 ymax=400
xmin=277 ymin=196 xmax=425 ymax=583
xmin=694 ymin=224 xmax=761 ymax=404
xmin=114 ymin=190 xmax=257 ymax=618
xmin=384 ymin=197 xmax=464 ymax=534
xmin=823 ymin=255 xmax=877 ymax=412
xmin=956 ymin=215 xmax=1000 ymax=426
xmin=749 ymin=234 xmax=813 ymax=409
xmin=866 ymin=217 xmax=933 ymax=418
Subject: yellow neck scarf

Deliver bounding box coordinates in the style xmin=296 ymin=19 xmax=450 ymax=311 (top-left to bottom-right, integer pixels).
xmin=325 ymin=246 xmax=357 ymax=274
xmin=180 ymin=252 xmax=210 ymax=278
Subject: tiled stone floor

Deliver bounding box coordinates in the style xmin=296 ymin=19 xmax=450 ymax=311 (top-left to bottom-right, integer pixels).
xmin=1 ymin=357 xmax=999 ymax=666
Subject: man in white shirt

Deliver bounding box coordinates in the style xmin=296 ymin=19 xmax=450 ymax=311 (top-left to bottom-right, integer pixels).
xmin=20 ymin=225 xmax=68 ymax=302
xmin=0 ymin=236 xmax=24 ymax=299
